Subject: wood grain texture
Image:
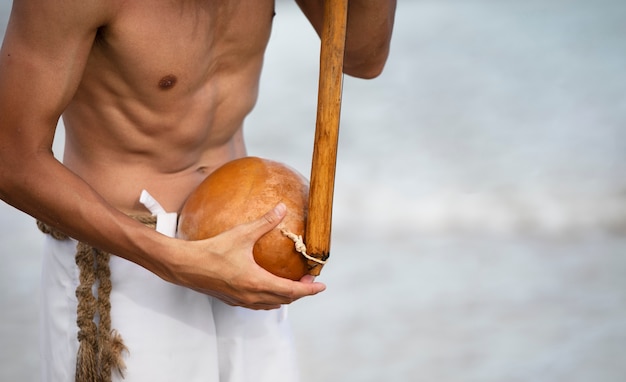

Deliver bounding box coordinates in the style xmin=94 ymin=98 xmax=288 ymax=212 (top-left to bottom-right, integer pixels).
xmin=305 ymin=0 xmax=349 ymax=275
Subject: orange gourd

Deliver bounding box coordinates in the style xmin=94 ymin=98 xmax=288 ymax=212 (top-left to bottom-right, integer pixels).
xmin=177 ymin=157 xmax=311 ymax=280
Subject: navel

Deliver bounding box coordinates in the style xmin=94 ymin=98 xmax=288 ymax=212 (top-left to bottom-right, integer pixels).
xmin=158 ymin=75 xmax=178 ymax=90
xmin=196 ymin=166 xmax=209 ymax=175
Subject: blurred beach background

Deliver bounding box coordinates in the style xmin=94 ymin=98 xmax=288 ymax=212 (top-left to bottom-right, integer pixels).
xmin=1 ymin=0 xmax=625 ymax=381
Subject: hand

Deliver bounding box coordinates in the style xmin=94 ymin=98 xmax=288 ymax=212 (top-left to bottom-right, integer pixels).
xmin=169 ymin=203 xmax=326 ymax=310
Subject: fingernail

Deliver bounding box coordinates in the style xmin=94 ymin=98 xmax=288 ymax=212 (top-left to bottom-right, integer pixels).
xmin=274 ymin=203 xmax=286 ymax=215
xmin=300 ymin=274 xmax=315 ymax=283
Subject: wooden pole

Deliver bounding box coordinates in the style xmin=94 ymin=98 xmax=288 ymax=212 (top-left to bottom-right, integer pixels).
xmin=305 ymin=0 xmax=349 ymax=276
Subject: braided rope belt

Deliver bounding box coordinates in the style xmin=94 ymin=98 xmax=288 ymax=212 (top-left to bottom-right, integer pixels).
xmin=37 ymin=215 xmax=156 ymax=382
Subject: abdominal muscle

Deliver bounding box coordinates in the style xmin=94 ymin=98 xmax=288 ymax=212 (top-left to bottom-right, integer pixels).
xmin=58 ymin=0 xmax=275 ymax=215
xmin=61 ymin=70 xmax=255 ymax=215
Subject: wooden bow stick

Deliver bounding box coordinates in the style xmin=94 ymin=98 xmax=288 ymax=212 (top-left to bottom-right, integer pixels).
xmin=305 ymin=0 xmax=349 ymax=275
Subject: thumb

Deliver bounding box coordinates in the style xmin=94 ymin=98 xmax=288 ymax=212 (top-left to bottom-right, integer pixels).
xmin=244 ymin=203 xmax=287 ymax=241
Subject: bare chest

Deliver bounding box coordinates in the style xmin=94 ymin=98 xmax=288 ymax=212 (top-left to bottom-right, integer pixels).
xmin=87 ymin=0 xmax=275 ymax=96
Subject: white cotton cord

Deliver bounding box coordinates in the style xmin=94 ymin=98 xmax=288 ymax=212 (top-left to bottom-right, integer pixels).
xmin=280 ymin=229 xmax=327 ymax=265
xmin=139 ymin=189 xmax=177 ymax=238
xmin=139 ymin=190 xmax=166 ymax=215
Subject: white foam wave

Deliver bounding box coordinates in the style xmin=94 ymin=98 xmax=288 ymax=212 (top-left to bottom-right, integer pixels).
xmin=333 ymin=183 xmax=626 ymax=237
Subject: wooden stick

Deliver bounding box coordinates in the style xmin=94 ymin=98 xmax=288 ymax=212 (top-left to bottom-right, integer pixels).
xmin=305 ymin=0 xmax=349 ymax=275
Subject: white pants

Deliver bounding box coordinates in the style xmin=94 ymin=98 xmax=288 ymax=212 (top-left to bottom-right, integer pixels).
xmin=39 ymin=235 xmax=299 ymax=382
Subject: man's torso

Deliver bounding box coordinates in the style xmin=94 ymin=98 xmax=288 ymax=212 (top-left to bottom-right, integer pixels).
xmin=62 ymin=0 xmax=276 ymax=213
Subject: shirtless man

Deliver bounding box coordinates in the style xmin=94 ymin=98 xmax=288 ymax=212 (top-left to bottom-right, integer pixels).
xmin=0 ymin=0 xmax=395 ymax=380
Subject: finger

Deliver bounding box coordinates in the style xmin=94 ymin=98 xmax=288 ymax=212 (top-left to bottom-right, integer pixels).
xmin=241 ymin=203 xmax=287 ymax=242
xmin=192 ymin=287 xmax=283 ymax=310
xmin=245 ymin=303 xmax=283 ymax=311
xmin=224 ymin=279 xmax=325 ymax=308
xmin=225 ymin=298 xmax=283 ymax=311
xmin=271 ymin=277 xmax=327 ymax=301
xmin=230 ymin=271 xmax=326 ymax=307
xmin=299 ymin=274 xmax=316 ymax=284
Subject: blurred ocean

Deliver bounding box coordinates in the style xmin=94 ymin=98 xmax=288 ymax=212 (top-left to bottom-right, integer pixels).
xmin=1 ymin=0 xmax=625 ymax=381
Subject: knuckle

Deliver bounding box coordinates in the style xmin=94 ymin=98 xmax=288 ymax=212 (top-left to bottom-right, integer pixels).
xmin=262 ymin=210 xmax=278 ymax=226
xmin=283 ymin=285 xmax=298 ymax=301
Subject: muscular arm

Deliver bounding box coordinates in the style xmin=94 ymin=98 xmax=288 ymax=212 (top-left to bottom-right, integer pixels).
xmin=0 ymin=1 xmax=133 ymax=246
xmin=296 ymin=0 xmax=397 ymax=78
xmin=0 ymin=0 xmax=324 ymax=309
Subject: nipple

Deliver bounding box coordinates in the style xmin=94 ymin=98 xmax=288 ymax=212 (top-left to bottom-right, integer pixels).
xmin=158 ymin=75 xmax=178 ymax=90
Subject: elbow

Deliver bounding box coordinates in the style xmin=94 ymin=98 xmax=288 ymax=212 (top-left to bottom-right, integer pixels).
xmin=343 ymin=44 xmax=391 ymax=80
xmin=0 ymin=142 xmax=36 ymax=200
xmin=0 ymin=146 xmax=18 ymax=197
xmin=0 ymin=151 xmax=14 ymax=202
xmin=343 ymin=58 xmax=387 ymax=79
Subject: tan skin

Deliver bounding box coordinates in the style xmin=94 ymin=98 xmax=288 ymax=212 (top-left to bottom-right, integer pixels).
xmin=0 ymin=0 xmax=396 ymax=310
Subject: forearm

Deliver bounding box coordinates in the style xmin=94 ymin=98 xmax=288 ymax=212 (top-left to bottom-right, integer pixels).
xmin=297 ymin=0 xmax=397 ymax=78
xmin=0 ymin=150 xmax=176 ymax=281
